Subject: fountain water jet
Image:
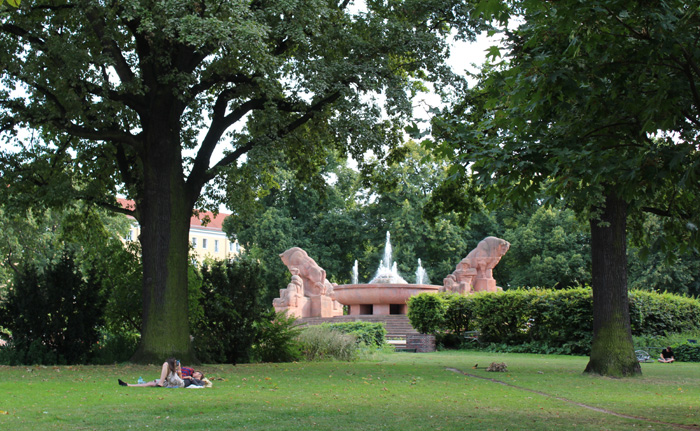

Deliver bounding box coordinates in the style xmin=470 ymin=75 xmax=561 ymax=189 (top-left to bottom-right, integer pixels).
xmin=333 ymin=232 xmax=439 ymax=315
xmin=415 ymin=259 xmax=429 ymax=285
xmin=369 ymin=232 xmax=408 ymax=284
xmin=273 ymin=235 xmax=510 ymax=318
xmin=351 ymin=260 xmax=359 ymax=285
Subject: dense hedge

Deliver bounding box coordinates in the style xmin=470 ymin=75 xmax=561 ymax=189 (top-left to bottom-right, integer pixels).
xmin=321 ymin=321 xmax=387 ymax=347
xmin=0 ymin=252 xmax=105 ymax=365
xmin=629 ymin=290 xmax=700 ymax=336
xmin=674 ymin=343 xmax=700 ymax=362
xmin=407 ymin=287 xmax=700 ymax=355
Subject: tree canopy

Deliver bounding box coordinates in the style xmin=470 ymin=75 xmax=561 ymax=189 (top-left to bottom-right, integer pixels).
xmin=225 ymin=142 xmax=502 ymax=302
xmin=0 ymin=0 xmax=485 ymax=362
xmin=430 ymin=0 xmax=700 ymax=376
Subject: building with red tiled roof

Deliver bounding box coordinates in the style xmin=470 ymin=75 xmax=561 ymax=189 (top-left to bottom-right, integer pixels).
xmin=118 ymin=198 xmax=241 ymax=263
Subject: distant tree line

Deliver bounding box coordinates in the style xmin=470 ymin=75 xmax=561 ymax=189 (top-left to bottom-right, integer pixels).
xmin=223 ymin=142 xmax=699 ymax=299
xmin=0 ymin=144 xmax=696 ymax=365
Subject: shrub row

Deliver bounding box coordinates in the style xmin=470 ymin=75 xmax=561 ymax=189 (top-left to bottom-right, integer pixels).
xmin=321 ymin=321 xmax=387 ymax=347
xmin=407 ymin=287 xmax=700 ymax=355
xmin=629 ymin=290 xmax=700 ymax=336
xmin=297 ymin=326 xmax=358 ymax=361
xmin=674 ymin=343 xmax=700 ymax=362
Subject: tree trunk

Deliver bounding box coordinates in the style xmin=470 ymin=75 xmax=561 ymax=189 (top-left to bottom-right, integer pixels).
xmin=130 ymin=115 xmax=197 ymax=364
xmin=584 ymin=190 xmax=640 ymax=376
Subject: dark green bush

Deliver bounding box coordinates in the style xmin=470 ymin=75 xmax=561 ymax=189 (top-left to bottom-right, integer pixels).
xmin=673 ymin=343 xmax=700 ymax=362
xmin=436 ymin=332 xmax=465 ymax=350
xmin=442 ymin=293 xmax=473 ymax=334
xmin=471 ymin=289 xmax=535 ymax=345
xmin=407 ymin=287 xmax=700 ymax=356
xmin=91 ymin=331 xmax=140 ymax=365
xmin=0 ymin=339 xmax=58 ymax=366
xmin=524 ymin=288 xmax=593 ymax=354
xmin=629 ymin=291 xmax=700 ymax=336
xmin=0 ymin=252 xmax=105 ymax=365
xmin=251 ymin=311 xmax=302 ymax=363
xmin=191 ymin=257 xmax=266 ymax=364
xmin=321 ymin=321 xmax=386 ymax=347
xmin=407 ymin=292 xmax=446 ymax=334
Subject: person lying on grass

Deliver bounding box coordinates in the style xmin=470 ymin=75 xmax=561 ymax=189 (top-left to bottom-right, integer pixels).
xmin=183 ymin=370 xmax=206 ymax=387
xmin=118 ymin=357 xmax=186 ymax=388
xmin=659 ymin=347 xmax=675 ymax=363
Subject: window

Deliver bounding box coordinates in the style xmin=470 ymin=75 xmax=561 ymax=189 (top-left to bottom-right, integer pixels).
xmin=235 ymin=242 xmax=240 ymax=253
xmin=214 ymin=240 xmax=219 ymax=252
xmin=192 ymin=237 xmax=197 ymax=247
xmin=229 ymin=242 xmax=234 ymax=252
xmin=202 ymin=238 xmax=208 ymax=249
xmin=125 ymin=230 xmax=132 ymax=241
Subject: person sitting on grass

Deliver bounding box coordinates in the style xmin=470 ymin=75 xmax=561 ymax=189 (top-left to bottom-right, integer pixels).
xmin=118 ymin=357 xmax=184 ymax=388
xmin=659 ymin=347 xmax=675 ymax=363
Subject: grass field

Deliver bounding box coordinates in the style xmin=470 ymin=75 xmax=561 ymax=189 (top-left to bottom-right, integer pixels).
xmin=1 ymin=350 xmax=698 ymax=430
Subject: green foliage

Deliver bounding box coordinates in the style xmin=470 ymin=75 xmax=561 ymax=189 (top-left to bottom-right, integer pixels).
xmin=296 ymin=326 xmax=358 ymax=362
xmin=100 ymin=241 xmax=143 ymax=335
xmin=0 ymin=203 xmax=144 ymax=337
xmin=251 ymin=311 xmax=303 ymax=363
xmin=408 ymin=288 xmax=700 ymax=356
xmin=431 ymin=0 xmax=700 ymax=375
xmin=0 ymin=0 xmax=484 ymax=362
xmin=0 ymin=339 xmax=57 ymax=366
xmin=629 ymin=291 xmax=700 ymax=337
xmin=407 ymin=292 xmax=447 ymax=334
xmin=434 ymin=1 xmax=700 ymax=230
xmin=628 ymin=215 xmax=700 ymax=296
xmin=408 ymin=292 xmax=474 ymax=349
xmin=470 ymin=290 xmax=532 ymax=345
xmin=502 ymin=205 xmax=591 ymax=289
xmin=632 ymin=331 xmax=700 ymax=360
xmin=673 ymin=343 xmax=700 ymax=363
xmin=479 ymin=341 xmax=573 ymax=356
xmin=525 ymin=288 xmax=594 ymax=354
xmin=0 ymin=251 xmax=105 ymax=365
xmin=191 ymin=258 xmax=267 ymax=364
xmin=90 ymin=331 xmax=140 ymax=365
xmin=228 ymin=144 xmax=500 ymax=302
xmin=321 ymin=322 xmax=387 ymax=347
xmin=441 ymin=293 xmax=473 ymax=334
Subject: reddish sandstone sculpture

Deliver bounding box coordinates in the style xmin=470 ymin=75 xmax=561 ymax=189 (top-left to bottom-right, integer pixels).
xmin=442 ymin=236 xmax=510 ymax=293
xmin=272 ymin=268 xmax=305 ymax=317
xmin=273 ymin=247 xmax=344 ymax=318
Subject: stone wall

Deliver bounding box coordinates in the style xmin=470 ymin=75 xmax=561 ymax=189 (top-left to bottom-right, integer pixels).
xmin=405 ymin=334 xmax=436 ymax=353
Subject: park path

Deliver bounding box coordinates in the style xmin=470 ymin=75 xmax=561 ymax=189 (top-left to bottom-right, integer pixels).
xmin=447 ymin=367 xmax=700 ymax=430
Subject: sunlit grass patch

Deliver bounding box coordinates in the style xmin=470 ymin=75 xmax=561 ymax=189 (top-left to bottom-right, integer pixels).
xmin=0 ymin=352 xmax=697 ymax=430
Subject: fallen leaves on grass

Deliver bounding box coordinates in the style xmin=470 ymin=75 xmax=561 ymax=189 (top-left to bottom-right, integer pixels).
xmin=486 ymin=362 xmax=508 ymax=372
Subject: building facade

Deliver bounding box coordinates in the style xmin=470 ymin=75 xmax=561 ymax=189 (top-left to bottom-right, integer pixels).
xmin=119 ymin=198 xmax=240 ymax=263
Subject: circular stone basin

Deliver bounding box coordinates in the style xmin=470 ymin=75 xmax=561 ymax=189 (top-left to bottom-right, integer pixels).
xmin=333 ymin=283 xmax=440 ymax=305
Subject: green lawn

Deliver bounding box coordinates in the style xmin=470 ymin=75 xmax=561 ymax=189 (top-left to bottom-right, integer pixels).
xmin=1 ymin=351 xmax=698 ymax=430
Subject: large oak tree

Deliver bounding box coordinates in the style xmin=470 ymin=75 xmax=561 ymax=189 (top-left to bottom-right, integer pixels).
xmin=431 ymin=0 xmax=700 ymax=376
xmin=0 ymin=0 xmax=483 ymax=362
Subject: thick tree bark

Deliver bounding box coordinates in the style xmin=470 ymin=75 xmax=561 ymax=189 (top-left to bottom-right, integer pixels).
xmin=584 ymin=190 xmax=640 ymax=376
xmin=130 ymin=111 xmax=197 ymax=364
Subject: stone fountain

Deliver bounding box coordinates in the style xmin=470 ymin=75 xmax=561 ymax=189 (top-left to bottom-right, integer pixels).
xmin=272 ymin=233 xmax=510 ymax=318
xmin=333 ymin=232 xmax=439 ymax=315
